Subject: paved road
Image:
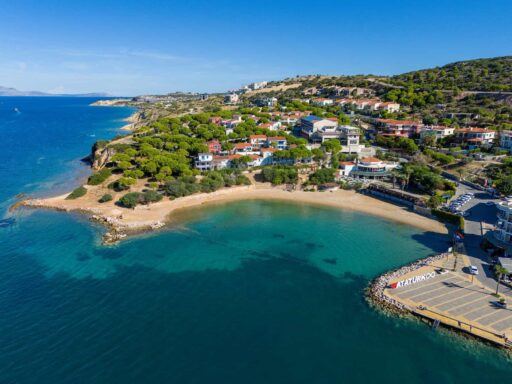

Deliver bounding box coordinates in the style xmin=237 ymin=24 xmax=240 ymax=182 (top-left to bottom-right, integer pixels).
xmin=452 ymin=184 xmax=512 ymax=295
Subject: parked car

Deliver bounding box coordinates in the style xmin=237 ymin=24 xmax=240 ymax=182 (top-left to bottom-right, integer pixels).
xmin=469 ymin=265 xmax=479 ymax=275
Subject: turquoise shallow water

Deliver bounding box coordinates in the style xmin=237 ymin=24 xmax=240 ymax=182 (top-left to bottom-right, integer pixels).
xmin=1 ymin=98 xmax=512 ymax=383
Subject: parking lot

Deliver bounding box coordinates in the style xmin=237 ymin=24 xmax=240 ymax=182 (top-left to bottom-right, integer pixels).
xmin=389 ymin=268 xmax=512 ymax=338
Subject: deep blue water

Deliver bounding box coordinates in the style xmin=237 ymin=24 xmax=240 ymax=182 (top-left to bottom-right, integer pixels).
xmin=1 ymin=98 xmax=511 ymax=383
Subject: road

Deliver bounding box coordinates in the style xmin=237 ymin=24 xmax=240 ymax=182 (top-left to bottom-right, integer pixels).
xmin=452 ymin=183 xmax=512 ymax=295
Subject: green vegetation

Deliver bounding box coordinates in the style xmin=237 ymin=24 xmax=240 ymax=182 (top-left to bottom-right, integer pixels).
xmin=395 ymin=163 xmax=456 ymax=195
xmin=98 ymin=193 xmax=113 ymax=203
xmin=87 ymin=168 xmax=112 ymax=185
xmin=66 ymin=186 xmax=87 ymax=200
xmin=375 ymin=135 xmax=418 ymax=154
xmin=391 ymin=56 xmax=512 ymax=92
xmin=118 ymin=191 xmax=163 ymax=208
xmin=431 ymin=209 xmax=464 ymax=230
xmin=487 ymin=157 xmax=512 ymax=194
xmin=423 ymin=149 xmax=456 ymax=165
xmin=261 ymin=166 xmax=298 ymax=185
xmin=108 ymin=177 xmax=137 ymax=192
xmin=309 ymin=168 xmax=336 ymax=185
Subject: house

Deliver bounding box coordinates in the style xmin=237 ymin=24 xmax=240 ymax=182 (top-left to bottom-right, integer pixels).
xmin=378 ymin=102 xmax=400 ymax=113
xmin=224 ymin=93 xmax=239 ymax=104
xmin=207 ymin=139 xmax=222 ymax=154
xmin=500 ymin=130 xmax=512 ymax=152
xmin=455 ymin=128 xmax=496 ymax=147
xmin=300 ymin=115 xmax=338 ymax=138
xmin=255 ymin=97 xmax=278 ymax=107
xmin=311 ymin=98 xmax=334 ymax=107
xmin=249 ymin=135 xmax=267 ymax=147
xmin=258 ymin=121 xmax=281 ymax=131
xmin=266 ymin=136 xmax=288 ymax=150
xmin=337 ymin=161 xmax=356 ymax=178
xmin=233 ymin=143 xmax=256 ymax=154
xmin=247 ymin=81 xmax=268 ymax=90
xmin=195 ymin=153 xmax=214 ymax=171
xmin=342 ymin=157 xmax=398 ymax=180
xmin=375 ymin=119 xmax=423 ymax=138
xmin=420 ymin=126 xmax=455 ymax=142
xmin=308 ymin=125 xmax=362 ymax=152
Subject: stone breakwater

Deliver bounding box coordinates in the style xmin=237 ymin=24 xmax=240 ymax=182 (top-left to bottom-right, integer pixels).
xmin=20 ymin=199 xmax=165 ymax=245
xmin=91 ymin=214 xmax=165 ymax=244
xmin=367 ymin=252 xmax=450 ymax=314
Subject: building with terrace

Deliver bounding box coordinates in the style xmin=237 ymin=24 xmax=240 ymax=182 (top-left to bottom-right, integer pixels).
xmin=486 ymin=199 xmax=512 ymax=257
xmin=349 ymin=157 xmax=399 ymax=180
xmin=455 ymin=127 xmax=496 ymax=147
xmin=375 ymin=119 xmax=423 ymax=138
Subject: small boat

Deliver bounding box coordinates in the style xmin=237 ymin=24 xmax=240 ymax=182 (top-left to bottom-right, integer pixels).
xmin=13 ymin=107 xmax=20 ymax=113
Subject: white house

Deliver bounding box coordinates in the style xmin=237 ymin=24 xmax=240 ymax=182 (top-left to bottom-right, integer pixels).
xmin=311 ymin=98 xmax=334 ymax=107
xmin=300 ymin=115 xmax=338 ymax=138
xmin=500 ymin=130 xmax=512 ymax=152
xmin=455 ymin=128 xmax=496 ymax=147
xmin=195 ymin=153 xmax=214 ymax=171
xmin=224 ymin=93 xmax=239 ymax=104
xmin=420 ymin=126 xmax=455 ymax=142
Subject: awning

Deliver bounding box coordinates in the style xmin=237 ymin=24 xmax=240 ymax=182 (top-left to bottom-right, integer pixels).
xmin=498 ymin=257 xmax=512 ymax=272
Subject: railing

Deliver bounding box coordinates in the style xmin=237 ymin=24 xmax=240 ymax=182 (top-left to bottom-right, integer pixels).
xmin=415 ymin=307 xmax=509 ymax=346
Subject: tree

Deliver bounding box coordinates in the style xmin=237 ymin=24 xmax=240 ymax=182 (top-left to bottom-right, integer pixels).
xmin=338 ymin=113 xmax=351 ymax=125
xmin=309 ymin=168 xmax=336 ymax=185
xmin=98 ymin=193 xmax=113 ymax=203
xmin=322 ymin=139 xmax=341 ymax=154
xmin=494 ymin=265 xmax=509 ymax=295
xmin=119 ymin=192 xmax=143 ymax=208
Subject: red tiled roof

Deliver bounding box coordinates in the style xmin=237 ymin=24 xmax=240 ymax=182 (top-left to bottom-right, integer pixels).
xmin=339 ymin=161 xmax=355 ymax=166
xmin=234 ymin=143 xmax=252 ymax=149
xmin=360 ymin=157 xmax=382 ymax=163
xmin=261 ymin=148 xmax=278 ymax=152
xmin=378 ymin=119 xmax=420 ymax=125
xmin=456 ymin=128 xmax=494 ymax=133
xmin=250 ymin=135 xmax=267 ymax=140
xmin=267 ymin=136 xmax=286 ymax=141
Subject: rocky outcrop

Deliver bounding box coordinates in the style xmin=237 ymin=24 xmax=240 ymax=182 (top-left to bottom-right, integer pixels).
xmin=91 ymin=143 xmax=116 ymax=170
xmin=367 ymin=252 xmax=450 ymax=313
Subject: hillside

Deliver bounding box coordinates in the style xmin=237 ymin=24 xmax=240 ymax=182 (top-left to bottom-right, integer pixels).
xmin=0 ymin=86 xmax=109 ymax=97
xmin=390 ymin=56 xmax=512 ymax=92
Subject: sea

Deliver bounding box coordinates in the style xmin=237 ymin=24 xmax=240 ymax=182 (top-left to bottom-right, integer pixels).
xmin=0 ymin=97 xmax=511 ymax=383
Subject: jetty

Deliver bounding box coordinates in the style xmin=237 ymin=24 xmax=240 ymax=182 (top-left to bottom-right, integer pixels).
xmin=369 ymin=252 xmax=512 ymax=349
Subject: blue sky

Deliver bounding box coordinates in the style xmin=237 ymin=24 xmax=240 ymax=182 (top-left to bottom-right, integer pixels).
xmin=1 ymin=0 xmax=511 ymax=96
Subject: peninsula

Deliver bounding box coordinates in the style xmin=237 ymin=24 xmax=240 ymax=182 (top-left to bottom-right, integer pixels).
xmin=20 ymin=57 xmax=512 ymax=350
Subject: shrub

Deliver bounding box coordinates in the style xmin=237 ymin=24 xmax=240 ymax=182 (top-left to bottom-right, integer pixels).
xmin=261 ymin=166 xmax=298 ymax=185
xmin=66 ymin=186 xmax=87 ymax=200
xmin=98 ymin=194 xmax=113 ymax=203
xmin=431 ymin=209 xmax=465 ymax=230
xmin=309 ymin=168 xmax=336 ymax=185
xmin=87 ymin=168 xmax=112 ymax=185
xmin=142 ymin=190 xmax=163 ymax=204
xmin=118 ymin=192 xmax=143 ymax=208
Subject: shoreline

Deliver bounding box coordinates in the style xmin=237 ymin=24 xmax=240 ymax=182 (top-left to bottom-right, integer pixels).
xmin=119 ymin=110 xmax=142 ymax=131
xmin=22 ymin=183 xmax=448 ymax=244
xmin=367 ymin=253 xmax=512 ymax=351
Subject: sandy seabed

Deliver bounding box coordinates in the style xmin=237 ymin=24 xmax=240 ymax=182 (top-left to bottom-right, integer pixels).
xmin=23 ymin=182 xmax=448 ymax=242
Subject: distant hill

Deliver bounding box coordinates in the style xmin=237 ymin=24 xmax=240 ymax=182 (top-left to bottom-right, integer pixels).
xmin=390 ymin=56 xmax=512 ymax=92
xmin=0 ymin=86 xmax=109 ymax=97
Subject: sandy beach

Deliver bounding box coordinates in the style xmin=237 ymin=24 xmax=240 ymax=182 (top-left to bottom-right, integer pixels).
xmin=120 ymin=111 xmax=142 ymax=131
xmin=22 ymin=182 xmax=448 ymax=243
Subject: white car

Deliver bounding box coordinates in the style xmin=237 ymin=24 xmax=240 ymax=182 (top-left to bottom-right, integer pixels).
xmin=486 ymin=201 xmax=495 ymax=206
xmin=469 ymin=265 xmax=479 ymax=275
